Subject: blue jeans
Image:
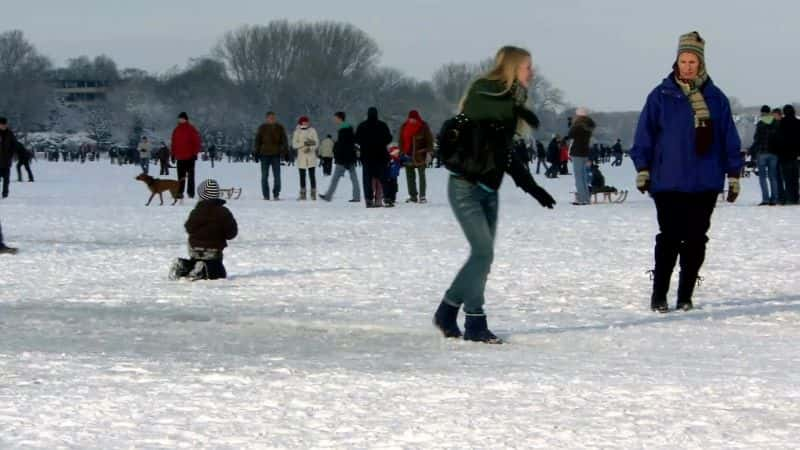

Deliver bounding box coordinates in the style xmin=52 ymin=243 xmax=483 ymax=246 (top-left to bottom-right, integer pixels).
xmin=140 ymin=158 xmax=149 ymax=175
xmin=757 ymin=153 xmax=779 ymax=203
xmin=444 ymin=176 xmax=499 ymax=315
xmin=323 ymin=164 xmax=360 ymax=201
xmin=572 ymin=156 xmax=590 ymax=203
xmin=260 ymin=156 xmax=282 ymax=199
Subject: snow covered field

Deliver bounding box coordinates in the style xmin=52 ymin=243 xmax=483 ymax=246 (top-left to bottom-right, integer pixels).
xmin=1 ymin=159 xmax=799 ymax=449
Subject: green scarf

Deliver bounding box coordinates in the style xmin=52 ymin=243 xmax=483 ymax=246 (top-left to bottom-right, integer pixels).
xmin=674 ymin=70 xmax=711 ymax=128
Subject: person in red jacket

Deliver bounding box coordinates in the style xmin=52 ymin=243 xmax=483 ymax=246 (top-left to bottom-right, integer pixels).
xmin=170 ymin=112 xmax=202 ymax=199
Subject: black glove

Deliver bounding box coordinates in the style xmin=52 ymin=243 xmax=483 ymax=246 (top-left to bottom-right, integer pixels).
xmin=530 ymin=185 xmax=556 ymax=209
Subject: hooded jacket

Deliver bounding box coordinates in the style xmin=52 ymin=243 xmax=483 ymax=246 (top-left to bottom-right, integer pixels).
xmin=630 ymin=75 xmax=742 ymax=193
xmin=355 ymin=107 xmax=392 ymax=166
xmin=398 ymin=110 xmax=434 ymax=168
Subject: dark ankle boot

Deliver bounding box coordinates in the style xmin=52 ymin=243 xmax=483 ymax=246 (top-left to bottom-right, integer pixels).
xmin=463 ymin=314 xmax=502 ymax=344
xmin=651 ymin=234 xmax=680 ymax=312
xmin=676 ymin=237 xmax=707 ymax=311
xmin=677 ymin=272 xmax=701 ymax=311
xmin=433 ymin=301 xmax=462 ymax=338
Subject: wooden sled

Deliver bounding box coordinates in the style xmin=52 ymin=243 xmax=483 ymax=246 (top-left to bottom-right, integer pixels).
xmin=219 ymin=187 xmax=243 ymax=200
xmin=573 ymin=189 xmax=628 ymax=204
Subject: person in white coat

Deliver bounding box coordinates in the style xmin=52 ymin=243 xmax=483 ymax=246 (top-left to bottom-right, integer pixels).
xmin=292 ymin=116 xmax=320 ymax=200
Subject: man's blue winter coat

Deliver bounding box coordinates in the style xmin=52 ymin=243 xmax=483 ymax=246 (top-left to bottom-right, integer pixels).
xmin=630 ymin=75 xmax=743 ymax=193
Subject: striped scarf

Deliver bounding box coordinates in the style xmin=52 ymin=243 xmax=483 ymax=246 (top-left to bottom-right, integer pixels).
xmin=674 ymin=71 xmax=711 ymax=128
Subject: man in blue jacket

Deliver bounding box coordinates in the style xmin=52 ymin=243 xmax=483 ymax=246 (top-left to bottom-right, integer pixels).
xmin=630 ymin=32 xmax=743 ymax=313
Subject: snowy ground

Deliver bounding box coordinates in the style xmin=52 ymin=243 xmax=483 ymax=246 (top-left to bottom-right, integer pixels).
xmin=0 ymin=158 xmax=799 ymax=449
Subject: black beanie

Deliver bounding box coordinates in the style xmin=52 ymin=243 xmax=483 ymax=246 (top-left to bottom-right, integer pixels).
xmin=178 ymin=112 xmax=189 ymax=120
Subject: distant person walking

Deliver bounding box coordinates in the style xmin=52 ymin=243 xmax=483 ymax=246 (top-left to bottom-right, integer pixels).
xmin=15 ymin=141 xmax=34 ymax=182
xmin=320 ymin=112 xmax=360 ymax=203
xmin=568 ymin=107 xmax=596 ymax=205
xmin=0 ymin=117 xmax=20 ymax=198
xmin=137 ymin=136 xmax=151 ymax=174
xmin=751 ymin=105 xmax=780 ymax=205
xmin=777 ymin=104 xmax=800 ymax=204
xmin=356 ymin=107 xmax=392 ymax=207
xmin=170 ymin=112 xmax=202 ymax=199
xmin=254 ymin=112 xmax=289 ymax=200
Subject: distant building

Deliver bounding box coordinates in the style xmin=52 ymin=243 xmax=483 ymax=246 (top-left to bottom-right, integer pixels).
xmin=53 ymin=80 xmax=112 ymax=104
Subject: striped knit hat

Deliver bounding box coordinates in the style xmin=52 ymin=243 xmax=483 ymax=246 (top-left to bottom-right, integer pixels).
xmin=678 ymin=31 xmax=705 ymax=63
xmin=198 ymin=179 xmax=220 ymax=200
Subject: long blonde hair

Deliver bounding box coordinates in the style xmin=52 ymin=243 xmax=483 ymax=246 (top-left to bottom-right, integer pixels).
xmin=458 ymin=46 xmax=532 ymax=112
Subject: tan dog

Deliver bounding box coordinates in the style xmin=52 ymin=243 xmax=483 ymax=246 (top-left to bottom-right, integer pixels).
xmin=135 ymin=174 xmax=184 ymax=206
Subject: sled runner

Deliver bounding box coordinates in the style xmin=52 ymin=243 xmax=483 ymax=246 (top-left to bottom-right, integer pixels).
xmin=572 ymin=189 xmax=628 ymax=204
xmin=219 ymin=187 xmax=243 ymax=200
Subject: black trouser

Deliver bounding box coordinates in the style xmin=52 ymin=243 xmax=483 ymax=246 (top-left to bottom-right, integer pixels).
xmin=362 ymin=163 xmax=384 ymax=205
xmin=779 ymin=160 xmax=799 ymax=204
xmin=0 ymin=167 xmax=9 ymax=197
xmin=651 ymin=192 xmax=718 ymax=307
xmin=176 ymin=160 xmax=196 ymax=199
xmin=299 ymin=168 xmax=317 ymax=190
xmin=160 ymin=159 xmax=170 ymax=176
xmin=384 ymin=171 xmax=398 ymax=203
xmin=174 ymin=257 xmax=227 ymax=280
xmin=322 ymin=157 xmax=333 ymax=175
xmin=16 ymin=160 xmax=33 ymax=181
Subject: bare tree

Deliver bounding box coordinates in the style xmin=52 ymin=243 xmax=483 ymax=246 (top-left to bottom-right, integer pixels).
xmin=0 ymin=30 xmax=53 ymax=130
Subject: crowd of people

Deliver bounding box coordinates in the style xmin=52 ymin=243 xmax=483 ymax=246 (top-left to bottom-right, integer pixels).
xmin=2 ymin=32 xmax=799 ymax=344
xmin=749 ymin=105 xmax=800 ymax=205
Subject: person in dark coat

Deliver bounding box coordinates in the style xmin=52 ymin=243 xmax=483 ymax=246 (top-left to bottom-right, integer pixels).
xmin=356 ymin=107 xmax=392 ymax=207
xmin=545 ymin=135 xmax=560 ymax=178
xmin=751 ymin=105 xmax=780 ymax=205
xmin=0 ymin=117 xmax=20 ymax=198
xmin=535 ymin=139 xmax=548 ymax=174
xmin=15 ymin=141 xmax=33 ymax=182
xmin=568 ymin=108 xmax=596 ymax=205
xmin=169 ymin=179 xmax=238 ymax=281
xmin=320 ymin=112 xmax=361 ymax=203
xmin=434 ymin=46 xmax=555 ymax=344
xmin=611 ymin=139 xmax=624 ymax=166
xmin=631 ymin=31 xmax=742 ymax=313
xmin=158 ymin=142 xmax=170 ymax=175
xmin=777 ymin=104 xmax=800 ymax=204
xmin=254 ymin=112 xmax=288 ymax=200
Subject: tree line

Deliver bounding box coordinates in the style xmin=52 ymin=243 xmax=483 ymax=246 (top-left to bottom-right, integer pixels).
xmin=2 ymin=22 xmax=766 ymax=151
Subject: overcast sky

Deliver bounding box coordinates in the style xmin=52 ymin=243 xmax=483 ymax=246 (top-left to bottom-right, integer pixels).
xmin=3 ymin=0 xmax=798 ymax=111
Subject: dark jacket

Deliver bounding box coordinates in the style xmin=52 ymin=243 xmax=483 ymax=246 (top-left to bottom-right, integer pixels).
xmin=0 ymin=128 xmax=19 ymax=169
xmin=547 ymin=138 xmax=560 ymax=164
xmin=568 ymin=116 xmax=596 ymax=158
xmin=536 ymin=140 xmax=546 ymax=159
xmin=185 ymin=199 xmax=238 ymax=251
xmin=334 ymin=124 xmax=358 ymax=166
xmin=452 ymin=78 xmax=542 ymax=193
xmin=356 ymin=108 xmax=392 ymax=167
xmin=15 ymin=141 xmax=31 ymax=163
xmin=255 ymin=123 xmax=288 ymax=157
xmin=777 ymin=111 xmax=800 ymax=162
xmin=630 ymin=75 xmax=742 ymax=193
xmin=750 ymin=117 xmax=779 ymax=156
